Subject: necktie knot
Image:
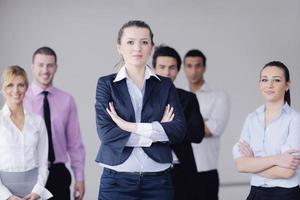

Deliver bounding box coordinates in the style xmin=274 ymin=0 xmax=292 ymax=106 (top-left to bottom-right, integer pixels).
xmin=42 ymin=91 xmax=49 ymax=96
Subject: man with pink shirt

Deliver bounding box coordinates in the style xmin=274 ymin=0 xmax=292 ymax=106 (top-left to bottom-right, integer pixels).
xmin=24 ymin=46 xmax=85 ymax=200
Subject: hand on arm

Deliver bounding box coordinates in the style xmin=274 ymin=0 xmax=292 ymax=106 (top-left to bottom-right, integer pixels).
xmin=125 ymin=104 xmax=174 ymax=147
xmin=238 ymin=140 xmax=254 ymax=157
xmin=236 ymin=141 xmax=276 ymax=173
xmin=257 ymin=150 xmax=300 ymax=179
xmin=106 ymin=102 xmax=137 ymax=133
xmin=204 ymin=124 xmax=213 ymax=137
xmin=22 ymin=193 xmax=40 ymax=200
xmin=237 ymin=141 xmax=300 ymax=178
xmin=106 ymin=102 xmax=174 ymax=132
xmin=161 ymin=104 xmax=174 ymax=123
xmin=273 ymin=149 xmax=300 ymax=169
xmin=204 ymin=92 xmax=230 ymax=138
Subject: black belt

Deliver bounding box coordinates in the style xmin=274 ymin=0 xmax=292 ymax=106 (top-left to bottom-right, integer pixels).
xmin=48 ymin=162 xmax=65 ymax=169
xmin=104 ymin=167 xmax=171 ymax=176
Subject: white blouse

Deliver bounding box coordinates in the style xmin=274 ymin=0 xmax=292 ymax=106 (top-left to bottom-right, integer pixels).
xmin=0 ymin=104 xmax=52 ymax=199
xmin=233 ymin=103 xmax=300 ymax=188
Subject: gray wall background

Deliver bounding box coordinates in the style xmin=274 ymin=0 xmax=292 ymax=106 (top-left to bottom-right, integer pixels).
xmin=1 ymin=0 xmax=299 ymax=199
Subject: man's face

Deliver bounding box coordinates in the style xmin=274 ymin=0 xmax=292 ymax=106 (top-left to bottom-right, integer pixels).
xmin=154 ymin=56 xmax=179 ymax=81
xmin=184 ymin=56 xmax=205 ymax=84
xmin=31 ymin=54 xmax=57 ymax=89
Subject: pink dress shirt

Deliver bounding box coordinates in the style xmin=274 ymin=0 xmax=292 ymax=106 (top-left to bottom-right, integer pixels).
xmin=23 ymin=83 xmax=85 ymax=181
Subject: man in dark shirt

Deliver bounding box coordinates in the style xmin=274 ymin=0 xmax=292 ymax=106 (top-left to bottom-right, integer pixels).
xmin=153 ymin=45 xmax=205 ymax=200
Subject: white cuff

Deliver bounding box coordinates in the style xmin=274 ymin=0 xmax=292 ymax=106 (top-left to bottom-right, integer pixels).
xmin=0 ymin=189 xmax=11 ymax=200
xmin=126 ymin=134 xmax=152 ymax=147
xmin=136 ymin=123 xmax=153 ymax=138
xmin=32 ymin=184 xmax=53 ymax=199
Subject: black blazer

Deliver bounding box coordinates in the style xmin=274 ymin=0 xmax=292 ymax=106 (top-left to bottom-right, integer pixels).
xmin=171 ymin=88 xmax=205 ymax=173
xmin=95 ymin=74 xmax=186 ymax=166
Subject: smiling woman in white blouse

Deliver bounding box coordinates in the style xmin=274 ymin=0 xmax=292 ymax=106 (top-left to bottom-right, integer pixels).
xmin=0 ymin=66 xmax=52 ymax=200
xmin=233 ymin=61 xmax=300 ymax=200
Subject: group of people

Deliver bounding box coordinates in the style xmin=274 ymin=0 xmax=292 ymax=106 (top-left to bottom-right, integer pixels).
xmin=95 ymin=20 xmax=230 ymax=200
xmin=0 ymin=19 xmax=299 ymax=200
xmin=0 ymin=48 xmax=85 ymax=200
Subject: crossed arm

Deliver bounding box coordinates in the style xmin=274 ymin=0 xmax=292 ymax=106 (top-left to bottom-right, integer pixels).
xmin=106 ymin=102 xmax=174 ymax=139
xmin=235 ymin=141 xmax=300 ymax=179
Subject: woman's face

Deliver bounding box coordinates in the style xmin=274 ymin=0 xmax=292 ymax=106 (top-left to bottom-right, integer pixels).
xmin=117 ymin=27 xmax=153 ymax=68
xmin=259 ymin=66 xmax=289 ymax=104
xmin=3 ymin=75 xmax=27 ymax=106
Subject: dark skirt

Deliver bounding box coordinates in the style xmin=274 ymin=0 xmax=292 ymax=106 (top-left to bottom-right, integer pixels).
xmin=247 ymin=185 xmax=300 ymax=200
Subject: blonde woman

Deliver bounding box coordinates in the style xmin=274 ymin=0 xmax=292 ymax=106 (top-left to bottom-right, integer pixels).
xmin=0 ymin=66 xmax=52 ymax=200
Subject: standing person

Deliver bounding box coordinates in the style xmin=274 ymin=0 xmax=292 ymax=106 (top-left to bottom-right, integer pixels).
xmin=95 ymin=20 xmax=186 ymax=200
xmin=184 ymin=49 xmax=230 ymax=200
xmin=24 ymin=47 xmax=85 ymax=200
xmin=233 ymin=61 xmax=300 ymax=200
xmin=152 ymin=45 xmax=205 ymax=200
xmin=0 ymin=65 xmax=52 ymax=200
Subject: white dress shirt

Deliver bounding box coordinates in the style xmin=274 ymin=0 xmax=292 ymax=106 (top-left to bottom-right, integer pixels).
xmin=233 ymin=103 xmax=300 ymax=188
xmin=187 ymin=82 xmax=230 ymax=172
xmin=100 ymin=66 xmax=171 ymax=172
xmin=0 ymin=104 xmax=52 ymax=199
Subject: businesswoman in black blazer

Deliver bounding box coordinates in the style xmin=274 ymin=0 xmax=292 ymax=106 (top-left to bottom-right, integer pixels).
xmin=95 ymin=20 xmax=186 ymax=200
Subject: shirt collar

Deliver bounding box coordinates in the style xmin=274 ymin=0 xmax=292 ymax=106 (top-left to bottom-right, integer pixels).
xmin=113 ymin=65 xmax=160 ymax=83
xmin=1 ymin=103 xmax=28 ymax=116
xmin=200 ymin=82 xmax=210 ymax=92
xmin=256 ymin=102 xmax=291 ymax=115
xmin=30 ymin=82 xmax=55 ymax=96
xmin=187 ymin=81 xmax=210 ymax=93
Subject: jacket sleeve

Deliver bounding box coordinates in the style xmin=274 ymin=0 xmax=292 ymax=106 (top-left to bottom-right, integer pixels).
xmin=184 ymin=93 xmax=205 ymax=143
xmin=160 ymin=80 xmax=186 ymax=144
xmin=95 ymin=77 xmax=130 ymax=149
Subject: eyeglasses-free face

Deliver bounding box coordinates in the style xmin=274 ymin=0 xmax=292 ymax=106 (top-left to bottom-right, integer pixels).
xmin=259 ymin=66 xmax=290 ymax=104
xmin=117 ymin=27 xmax=153 ymax=68
xmin=3 ymin=75 xmax=27 ymax=106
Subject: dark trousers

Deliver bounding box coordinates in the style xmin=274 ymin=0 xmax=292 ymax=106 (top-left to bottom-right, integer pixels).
xmin=46 ymin=163 xmax=72 ymax=200
xmin=171 ymin=164 xmax=198 ymax=200
xmin=98 ymin=168 xmax=174 ymax=200
xmin=247 ymin=185 xmax=300 ymax=200
xmin=194 ymin=169 xmax=219 ymax=200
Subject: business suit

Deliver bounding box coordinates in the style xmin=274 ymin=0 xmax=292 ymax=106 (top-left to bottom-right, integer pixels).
xmin=95 ymin=71 xmax=186 ymax=199
xmin=171 ymin=88 xmax=205 ymax=200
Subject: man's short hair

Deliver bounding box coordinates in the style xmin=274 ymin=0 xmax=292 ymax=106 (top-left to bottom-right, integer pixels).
xmin=32 ymin=46 xmax=57 ymax=63
xmin=152 ymin=45 xmax=182 ymax=71
xmin=183 ymin=49 xmax=206 ymax=66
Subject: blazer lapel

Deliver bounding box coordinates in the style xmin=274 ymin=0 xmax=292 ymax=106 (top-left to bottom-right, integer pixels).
xmin=143 ymin=77 xmax=159 ymax=107
xmin=114 ymin=79 xmax=135 ymax=121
